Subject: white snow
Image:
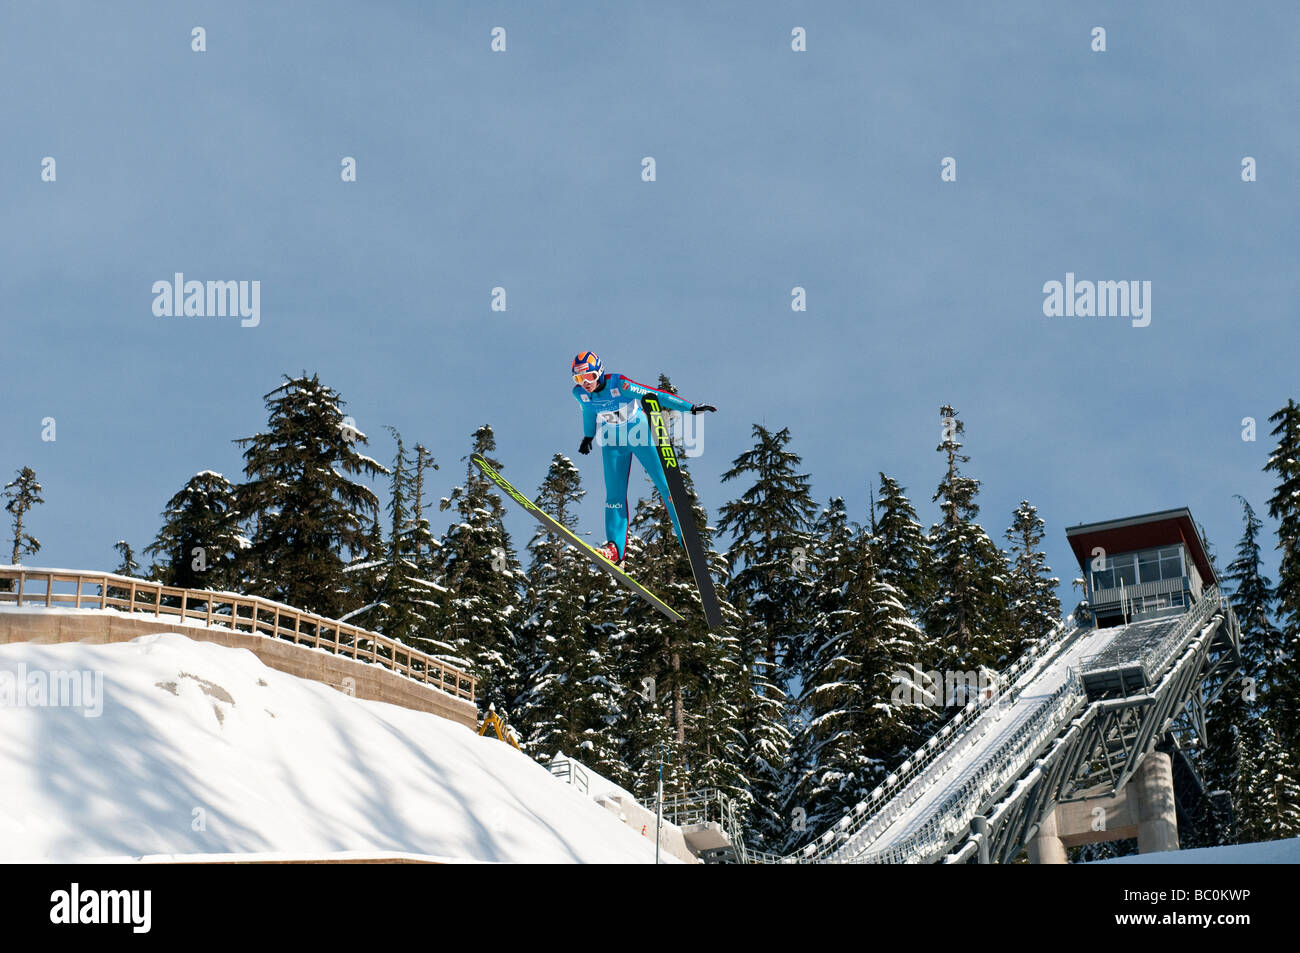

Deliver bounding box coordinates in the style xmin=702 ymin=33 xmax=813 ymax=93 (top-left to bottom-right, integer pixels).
xmin=0 ymin=633 xmax=672 ymax=863
xmin=1090 ymin=837 xmax=1300 ymax=864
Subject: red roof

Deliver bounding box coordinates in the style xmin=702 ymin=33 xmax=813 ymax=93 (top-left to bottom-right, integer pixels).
xmin=1065 ymin=508 xmax=1215 ymax=587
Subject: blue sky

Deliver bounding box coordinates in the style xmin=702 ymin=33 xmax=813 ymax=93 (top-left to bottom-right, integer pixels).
xmin=4 ymin=1 xmax=1297 ymax=609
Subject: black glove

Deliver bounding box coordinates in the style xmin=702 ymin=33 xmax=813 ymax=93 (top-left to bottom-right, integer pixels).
xmin=579 ymin=436 xmax=593 ymax=455
xmin=691 ymin=404 xmax=717 ymax=414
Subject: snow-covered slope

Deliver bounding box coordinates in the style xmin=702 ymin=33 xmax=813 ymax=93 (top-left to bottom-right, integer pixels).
xmin=0 ymin=633 xmax=669 ymax=863
xmin=1091 ymin=838 xmax=1300 ymax=864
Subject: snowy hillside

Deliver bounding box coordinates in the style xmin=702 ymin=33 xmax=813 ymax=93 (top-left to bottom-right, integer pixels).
xmin=0 ymin=633 xmax=670 ymax=863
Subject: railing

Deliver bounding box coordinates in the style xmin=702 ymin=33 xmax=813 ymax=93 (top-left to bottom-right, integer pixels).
xmin=790 ymin=616 xmax=1082 ymax=863
xmin=852 ymin=668 xmax=1086 ymax=863
xmin=1090 ymin=576 xmax=1188 ymax=608
xmin=0 ymin=566 xmax=475 ymax=703
xmin=1143 ymin=587 xmax=1220 ymax=684
xmin=1081 ymin=586 xmax=1221 ymax=688
xmin=548 ymin=755 xmax=591 ymax=796
xmin=640 ymin=788 xmax=750 ymax=863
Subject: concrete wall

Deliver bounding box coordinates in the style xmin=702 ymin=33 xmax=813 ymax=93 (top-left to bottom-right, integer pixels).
xmin=0 ymin=609 xmax=478 ymax=729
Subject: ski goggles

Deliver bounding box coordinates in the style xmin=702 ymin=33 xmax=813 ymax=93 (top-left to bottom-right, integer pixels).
xmin=573 ymin=370 xmax=600 ymax=385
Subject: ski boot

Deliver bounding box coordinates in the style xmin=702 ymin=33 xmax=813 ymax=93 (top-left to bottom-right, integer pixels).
xmin=597 ymin=541 xmax=625 ymax=569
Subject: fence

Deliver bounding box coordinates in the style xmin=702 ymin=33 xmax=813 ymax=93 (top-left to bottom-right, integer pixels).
xmin=0 ymin=566 xmax=475 ymax=703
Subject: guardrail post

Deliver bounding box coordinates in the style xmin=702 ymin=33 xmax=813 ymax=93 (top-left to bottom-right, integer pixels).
xmin=970 ymin=815 xmax=990 ymax=864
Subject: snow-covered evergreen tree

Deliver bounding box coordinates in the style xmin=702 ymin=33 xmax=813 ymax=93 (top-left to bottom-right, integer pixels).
xmin=235 ymin=374 xmax=387 ymax=618
xmin=1226 ymin=497 xmax=1285 ymax=700
xmin=872 ymin=473 xmax=932 ymax=625
xmin=784 ymin=498 xmax=859 ymax=841
xmin=1195 ymin=497 xmax=1277 ymax=845
xmin=1264 ymin=399 xmax=1300 ymax=768
xmin=513 ymin=454 xmax=627 ymax=778
xmin=1003 ymin=500 xmax=1062 ymax=656
xmin=145 ymin=471 xmax=243 ymax=592
xmin=438 ymin=424 xmax=525 ymax=713
xmin=732 ymin=622 xmax=792 ymax=852
xmin=112 ymin=540 xmax=140 ymax=577
xmin=4 ymin=466 xmax=43 ymax=566
xmin=717 ymin=425 xmax=817 ymax=678
xmin=924 ymin=405 xmax=1012 ymax=673
xmin=351 ymin=429 xmax=451 ymax=657
xmin=1245 ymin=717 xmax=1300 ymax=838
xmin=786 ymin=499 xmax=926 ymax=849
xmin=344 ymin=515 xmax=387 ymax=619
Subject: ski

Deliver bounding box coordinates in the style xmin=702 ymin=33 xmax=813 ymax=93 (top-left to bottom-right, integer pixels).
xmin=470 ymin=453 xmax=685 ymax=623
xmin=640 ymin=396 xmax=725 ymax=628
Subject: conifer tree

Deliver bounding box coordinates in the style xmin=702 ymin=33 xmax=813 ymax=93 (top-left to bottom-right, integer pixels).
xmin=717 ymin=425 xmax=817 ymax=675
xmin=145 ymin=471 xmax=243 ymax=591
xmin=873 ymin=473 xmax=932 ymax=624
xmin=395 ymin=439 xmax=448 ymax=653
xmin=4 ymin=466 xmax=43 ymax=566
xmin=784 ymin=498 xmax=859 ymax=840
xmin=113 ymin=540 xmax=140 ymax=577
xmin=1198 ymin=497 xmax=1277 ymax=844
xmin=787 ymin=500 xmax=926 ymax=849
xmin=409 ymin=443 xmax=443 ymax=592
xmin=438 ymin=424 xmax=525 ymax=712
xmin=343 ymin=514 xmax=387 ymax=622
xmin=354 ymin=429 xmax=450 ymax=655
xmin=1227 ymin=497 xmax=1285 ymax=699
xmin=1264 ymin=399 xmax=1300 ymax=754
xmin=514 ymin=454 xmax=627 ymax=776
xmin=732 ymin=622 xmax=792 ymax=851
xmin=235 ymin=374 xmax=387 ymax=618
xmin=1003 ymin=501 xmax=1062 ymax=655
xmin=688 ymin=624 xmax=747 ymax=802
xmin=1246 ymin=718 xmax=1300 ymax=838
xmin=925 ymin=405 xmax=1012 ymax=672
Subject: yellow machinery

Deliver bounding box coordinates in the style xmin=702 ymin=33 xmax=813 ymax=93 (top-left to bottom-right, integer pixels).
xmin=477 ymin=704 xmax=521 ymax=750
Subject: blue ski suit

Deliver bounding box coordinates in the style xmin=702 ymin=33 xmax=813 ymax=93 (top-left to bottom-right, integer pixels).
xmin=573 ymin=373 xmax=695 ymax=559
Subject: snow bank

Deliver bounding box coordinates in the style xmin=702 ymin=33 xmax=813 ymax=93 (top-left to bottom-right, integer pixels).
xmin=0 ymin=634 xmax=670 ymax=863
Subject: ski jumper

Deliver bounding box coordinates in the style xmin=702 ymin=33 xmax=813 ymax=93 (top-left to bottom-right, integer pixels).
xmin=572 ymin=373 xmax=695 ymax=558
